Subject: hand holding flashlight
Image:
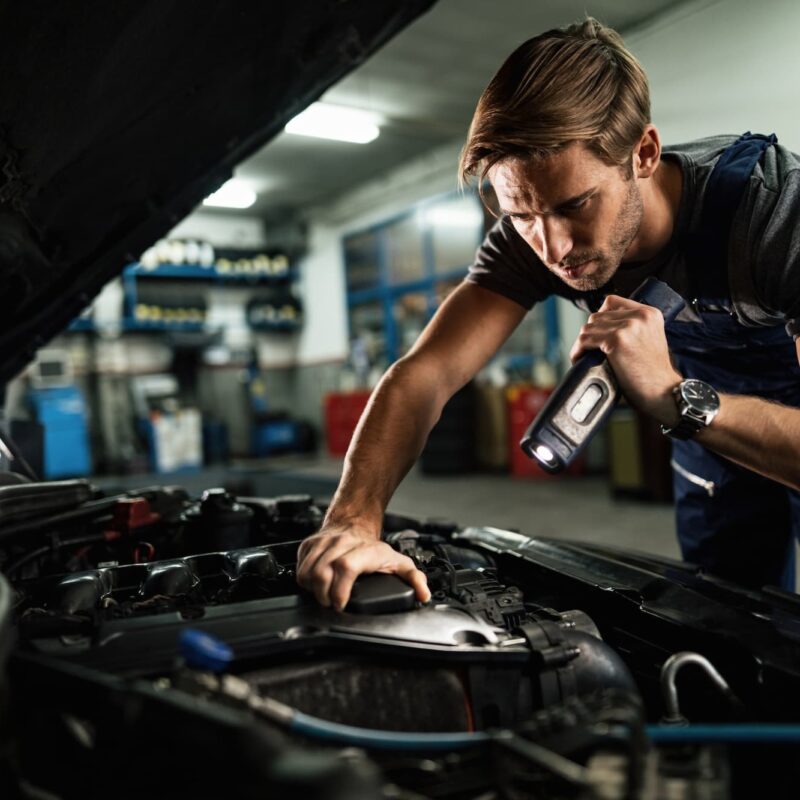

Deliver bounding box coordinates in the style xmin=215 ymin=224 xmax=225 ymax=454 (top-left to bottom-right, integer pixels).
xmin=520 ymin=278 xmax=684 ymax=472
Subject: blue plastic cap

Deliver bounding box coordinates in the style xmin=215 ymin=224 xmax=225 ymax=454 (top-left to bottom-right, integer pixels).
xmin=179 ymin=628 xmax=234 ymax=673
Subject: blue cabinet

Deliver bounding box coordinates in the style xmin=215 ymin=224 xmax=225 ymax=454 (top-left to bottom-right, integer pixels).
xmin=28 ymin=386 xmax=92 ymax=479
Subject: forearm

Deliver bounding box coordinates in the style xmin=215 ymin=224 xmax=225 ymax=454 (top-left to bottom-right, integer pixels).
xmin=641 ymin=382 xmax=800 ymax=492
xmin=324 ymin=357 xmax=449 ymax=534
xmin=695 ymin=394 xmax=800 ymax=491
xmin=298 ymin=284 xmax=525 ymax=609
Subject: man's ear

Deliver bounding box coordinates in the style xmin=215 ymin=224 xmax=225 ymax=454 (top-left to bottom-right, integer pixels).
xmin=634 ymin=124 xmax=661 ymax=179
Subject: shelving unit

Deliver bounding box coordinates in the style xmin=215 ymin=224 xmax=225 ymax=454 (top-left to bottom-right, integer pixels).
xmin=68 ymin=258 xmax=302 ymax=334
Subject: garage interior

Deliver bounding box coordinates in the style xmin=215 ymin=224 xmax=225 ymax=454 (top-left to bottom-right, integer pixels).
xmin=5 ymin=1 xmax=800 ymax=797
xmin=7 ymin=0 xmax=792 ymax=570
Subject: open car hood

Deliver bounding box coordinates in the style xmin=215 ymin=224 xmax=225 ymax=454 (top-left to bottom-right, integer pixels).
xmin=0 ymin=0 xmax=436 ymax=387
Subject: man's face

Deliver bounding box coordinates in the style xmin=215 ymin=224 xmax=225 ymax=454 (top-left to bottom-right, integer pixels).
xmin=489 ymin=143 xmax=643 ymax=292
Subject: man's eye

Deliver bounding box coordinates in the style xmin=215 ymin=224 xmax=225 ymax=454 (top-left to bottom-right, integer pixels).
xmin=565 ymin=197 xmax=592 ymax=213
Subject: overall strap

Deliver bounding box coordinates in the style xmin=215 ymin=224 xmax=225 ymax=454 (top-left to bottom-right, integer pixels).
xmin=689 ymin=131 xmax=777 ymax=302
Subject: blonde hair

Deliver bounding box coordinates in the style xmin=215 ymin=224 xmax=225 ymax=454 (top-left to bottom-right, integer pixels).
xmin=459 ymin=18 xmax=650 ymax=189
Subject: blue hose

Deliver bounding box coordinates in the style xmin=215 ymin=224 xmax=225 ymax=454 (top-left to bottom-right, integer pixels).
xmin=290 ymin=713 xmax=800 ymax=750
xmin=646 ymin=724 xmax=800 ymax=743
xmin=290 ymin=710 xmax=492 ymax=751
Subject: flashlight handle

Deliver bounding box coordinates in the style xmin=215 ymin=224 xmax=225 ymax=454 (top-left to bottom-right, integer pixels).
xmin=520 ymin=278 xmax=685 ymax=473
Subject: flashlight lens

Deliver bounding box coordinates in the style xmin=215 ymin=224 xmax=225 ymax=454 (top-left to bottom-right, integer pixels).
xmin=534 ymin=444 xmax=555 ymax=463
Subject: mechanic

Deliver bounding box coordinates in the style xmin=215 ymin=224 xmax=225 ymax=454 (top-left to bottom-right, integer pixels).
xmin=297 ymin=18 xmax=800 ymax=609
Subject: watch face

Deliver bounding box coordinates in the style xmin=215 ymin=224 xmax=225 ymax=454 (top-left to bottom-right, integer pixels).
xmin=680 ymin=379 xmax=720 ymax=413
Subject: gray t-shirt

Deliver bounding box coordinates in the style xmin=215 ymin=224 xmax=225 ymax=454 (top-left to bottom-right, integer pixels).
xmin=467 ymin=135 xmax=800 ymax=336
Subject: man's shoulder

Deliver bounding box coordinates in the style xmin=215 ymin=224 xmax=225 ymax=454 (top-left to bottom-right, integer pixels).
xmin=665 ymin=133 xmax=800 ymax=178
xmin=663 ymin=135 xmax=738 ymax=168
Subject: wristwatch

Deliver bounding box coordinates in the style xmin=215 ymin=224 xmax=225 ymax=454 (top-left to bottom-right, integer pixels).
xmin=661 ymin=379 xmax=720 ymax=440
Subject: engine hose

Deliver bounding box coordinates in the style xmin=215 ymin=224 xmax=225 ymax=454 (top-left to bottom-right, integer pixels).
xmin=221 ymin=671 xmax=800 ymax=752
xmin=292 ymin=710 xmax=589 ymax=785
xmin=295 ymin=713 xmax=800 ymax=749
xmin=294 ymin=713 xmax=592 ymax=789
xmin=645 ymin=724 xmax=800 ymax=744
xmin=290 ymin=710 xmax=491 ymax=751
xmin=226 ymin=679 xmax=493 ymax=752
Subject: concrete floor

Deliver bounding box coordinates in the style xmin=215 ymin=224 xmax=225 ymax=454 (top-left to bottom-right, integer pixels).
xmin=260 ymin=455 xmax=681 ymax=560
xmin=391 ymin=469 xmax=681 ymax=559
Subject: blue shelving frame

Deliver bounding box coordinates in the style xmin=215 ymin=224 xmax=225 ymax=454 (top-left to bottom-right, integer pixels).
xmin=125 ymin=263 xmax=298 ymax=282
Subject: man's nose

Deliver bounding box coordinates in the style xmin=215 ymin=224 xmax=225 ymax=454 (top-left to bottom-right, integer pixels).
xmin=536 ymin=217 xmax=572 ymax=265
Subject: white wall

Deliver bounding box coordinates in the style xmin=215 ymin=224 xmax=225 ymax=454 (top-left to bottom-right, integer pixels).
xmin=169 ymin=211 xmax=267 ymax=249
xmin=628 ymin=0 xmax=800 ymax=151
xmin=295 ymin=224 xmax=350 ymax=363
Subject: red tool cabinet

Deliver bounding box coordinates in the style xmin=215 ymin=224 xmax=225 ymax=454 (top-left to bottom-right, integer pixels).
xmin=324 ymin=391 xmax=372 ymax=456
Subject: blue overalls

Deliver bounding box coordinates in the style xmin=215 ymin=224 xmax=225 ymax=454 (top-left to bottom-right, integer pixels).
xmin=663 ymin=132 xmax=800 ymax=592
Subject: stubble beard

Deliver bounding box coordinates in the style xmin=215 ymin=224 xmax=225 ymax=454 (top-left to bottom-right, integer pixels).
xmin=556 ymin=179 xmax=644 ymax=292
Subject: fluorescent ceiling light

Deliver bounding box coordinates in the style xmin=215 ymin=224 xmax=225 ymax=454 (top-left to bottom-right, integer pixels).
xmin=285 ymin=102 xmax=380 ymax=144
xmin=425 ymin=204 xmax=484 ymax=229
xmin=203 ymin=179 xmax=257 ymax=209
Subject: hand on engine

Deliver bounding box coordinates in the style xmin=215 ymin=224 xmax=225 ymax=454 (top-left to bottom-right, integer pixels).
xmin=296 ymin=524 xmax=431 ymax=611
xmin=569 ymin=294 xmax=683 ymax=426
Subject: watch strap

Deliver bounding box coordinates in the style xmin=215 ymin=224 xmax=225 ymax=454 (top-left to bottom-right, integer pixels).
xmin=661 ymin=414 xmax=703 ymax=440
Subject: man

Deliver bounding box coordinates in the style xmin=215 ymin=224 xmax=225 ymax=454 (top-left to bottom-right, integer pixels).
xmin=297 ymin=18 xmax=800 ymax=609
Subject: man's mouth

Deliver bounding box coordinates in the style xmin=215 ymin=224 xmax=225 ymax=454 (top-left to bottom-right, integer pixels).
xmin=560 ymin=259 xmax=595 ymax=279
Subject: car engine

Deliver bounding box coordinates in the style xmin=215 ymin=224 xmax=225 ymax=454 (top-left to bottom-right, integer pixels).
xmin=2 ymin=476 xmax=800 ymax=799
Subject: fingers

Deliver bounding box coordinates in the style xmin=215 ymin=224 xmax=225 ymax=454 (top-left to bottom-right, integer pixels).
xmin=327 ymin=543 xmax=423 ymax=611
xmin=587 ymin=303 xmax=662 ymax=330
xmin=296 ymin=533 xmax=334 ymax=588
xmin=302 ymin=535 xmax=362 ymax=607
xmin=597 ymin=293 xmax=648 ymax=312
xmin=567 ymin=295 xmax=682 ymax=420
xmin=296 ymin=531 xmax=361 ymax=603
xmin=395 ymin=559 xmax=432 ymax=604
xmin=296 ymin=531 xmax=430 ymax=611
xmin=570 ymin=301 xmax=663 ymax=362
xmin=569 ymin=336 xmax=591 ymax=363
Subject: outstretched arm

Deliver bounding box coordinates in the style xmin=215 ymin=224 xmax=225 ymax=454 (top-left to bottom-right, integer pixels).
xmin=296 ymin=283 xmax=527 ymax=610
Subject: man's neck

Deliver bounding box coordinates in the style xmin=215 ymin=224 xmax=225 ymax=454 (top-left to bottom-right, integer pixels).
xmin=625 ymin=158 xmax=683 ymax=263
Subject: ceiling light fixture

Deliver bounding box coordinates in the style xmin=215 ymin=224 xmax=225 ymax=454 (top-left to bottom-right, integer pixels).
xmin=285 ymin=102 xmax=380 ymax=144
xmin=425 ymin=204 xmax=484 ymax=229
xmin=203 ymin=179 xmax=257 ymax=209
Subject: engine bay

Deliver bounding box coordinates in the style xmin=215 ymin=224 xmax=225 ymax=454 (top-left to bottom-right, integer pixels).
xmin=3 ymin=477 xmax=800 ymax=798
